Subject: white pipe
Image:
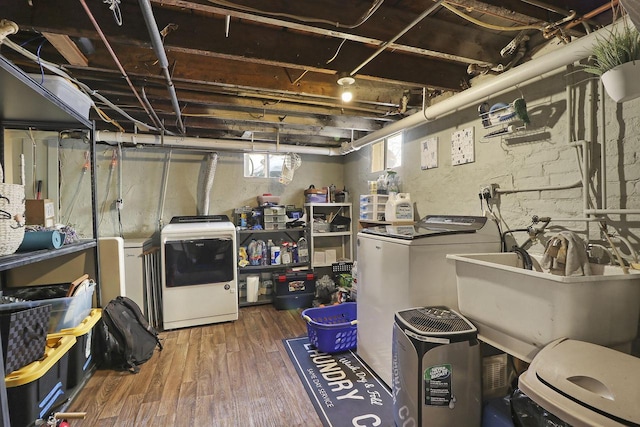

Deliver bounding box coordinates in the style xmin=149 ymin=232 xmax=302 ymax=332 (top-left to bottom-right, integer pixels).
xmin=599 ymin=80 xmax=607 ymax=209
xmin=585 ymin=209 xmax=640 ymax=215
xmin=547 ymin=217 xmax=603 ymax=222
xmin=495 ymin=141 xmax=587 ymax=195
xmin=341 ymin=17 xmax=630 ymax=155
xmin=95 ymin=131 xmax=343 ymax=156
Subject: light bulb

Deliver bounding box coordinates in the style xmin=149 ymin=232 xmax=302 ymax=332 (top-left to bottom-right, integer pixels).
xmin=341 ymin=90 xmax=353 ymax=103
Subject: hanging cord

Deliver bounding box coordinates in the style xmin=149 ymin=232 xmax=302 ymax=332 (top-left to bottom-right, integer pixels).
xmin=291 ymin=37 xmax=348 ymax=86
xmin=78 ymin=0 xmax=163 ymax=131
xmin=27 ymin=128 xmax=38 ymax=197
xmin=441 ymin=2 xmax=544 ymax=32
xmin=206 ymin=0 xmax=384 ymax=28
xmin=98 ymin=149 xmax=116 ymax=230
xmin=62 ymin=150 xmax=90 ymax=226
xmin=103 ymin=0 xmax=123 ymax=26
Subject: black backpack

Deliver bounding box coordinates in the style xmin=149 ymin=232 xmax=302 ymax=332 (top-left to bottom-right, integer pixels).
xmin=98 ymin=296 xmax=163 ymax=373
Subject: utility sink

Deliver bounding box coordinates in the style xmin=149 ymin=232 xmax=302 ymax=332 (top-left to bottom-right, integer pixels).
xmin=446 ymin=252 xmax=640 ymax=362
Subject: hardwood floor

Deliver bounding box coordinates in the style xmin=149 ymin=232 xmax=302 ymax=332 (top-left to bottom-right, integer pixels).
xmin=67 ymin=305 xmax=324 ymax=427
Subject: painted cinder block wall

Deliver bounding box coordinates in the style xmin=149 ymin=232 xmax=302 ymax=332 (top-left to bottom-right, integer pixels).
xmin=344 ymin=67 xmax=640 ymax=257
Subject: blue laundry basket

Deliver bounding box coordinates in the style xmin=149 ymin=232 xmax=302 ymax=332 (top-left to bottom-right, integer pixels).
xmin=301 ymin=302 xmax=357 ymax=354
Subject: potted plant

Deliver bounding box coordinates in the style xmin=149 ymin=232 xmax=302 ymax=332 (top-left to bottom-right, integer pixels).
xmin=584 ymin=22 xmax=640 ymax=103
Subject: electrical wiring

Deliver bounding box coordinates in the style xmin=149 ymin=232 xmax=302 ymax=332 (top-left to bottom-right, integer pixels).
xmin=61 ymin=150 xmax=90 ymax=227
xmin=97 ymin=150 xmax=116 ymax=230
xmin=206 ymin=0 xmax=384 ymax=29
xmin=441 ymin=2 xmax=544 ymax=32
xmin=2 ymin=37 xmax=162 ymax=133
xmin=326 ymin=38 xmax=348 ymax=64
xmin=290 ymin=37 xmax=347 ymax=86
xmin=79 ymin=0 xmax=163 ymax=130
xmin=27 ymin=128 xmax=38 ymax=198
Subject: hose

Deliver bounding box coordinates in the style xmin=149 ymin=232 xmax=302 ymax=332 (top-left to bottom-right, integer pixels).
xmin=511 ymin=246 xmax=533 ymax=270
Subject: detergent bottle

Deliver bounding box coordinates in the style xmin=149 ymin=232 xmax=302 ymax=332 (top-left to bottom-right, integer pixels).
xmin=385 ymin=193 xmax=414 ymax=223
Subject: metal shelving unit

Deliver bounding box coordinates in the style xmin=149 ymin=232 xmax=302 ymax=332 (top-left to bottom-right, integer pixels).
xmin=0 ymin=54 xmax=99 ymax=427
xmin=305 ymin=203 xmax=353 ymax=268
xmin=236 ymin=227 xmax=310 ymax=307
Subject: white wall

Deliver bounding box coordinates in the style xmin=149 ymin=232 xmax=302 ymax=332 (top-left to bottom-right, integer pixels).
xmin=3 ymin=131 xmax=344 ymax=238
xmin=345 ymin=68 xmax=640 ymax=259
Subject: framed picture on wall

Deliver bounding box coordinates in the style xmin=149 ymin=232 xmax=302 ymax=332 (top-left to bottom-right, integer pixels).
xmin=421 ymin=136 xmax=438 ymax=170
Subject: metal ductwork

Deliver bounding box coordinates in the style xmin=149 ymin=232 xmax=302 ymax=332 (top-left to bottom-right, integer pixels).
xmin=138 ymin=0 xmax=186 ymax=134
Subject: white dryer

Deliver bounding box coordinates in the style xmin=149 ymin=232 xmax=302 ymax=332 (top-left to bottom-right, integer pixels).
xmin=356 ymin=215 xmax=501 ymax=387
xmin=160 ymin=215 xmax=238 ymax=330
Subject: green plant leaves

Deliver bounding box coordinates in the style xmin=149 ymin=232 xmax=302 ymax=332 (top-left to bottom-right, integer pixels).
xmin=585 ymin=24 xmax=640 ymax=75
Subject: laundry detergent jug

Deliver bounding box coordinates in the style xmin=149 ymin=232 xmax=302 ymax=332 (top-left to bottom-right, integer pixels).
xmin=385 ymin=193 xmax=414 ymax=223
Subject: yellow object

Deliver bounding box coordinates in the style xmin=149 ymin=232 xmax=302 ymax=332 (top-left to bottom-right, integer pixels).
xmin=49 ymin=308 xmax=102 ymax=339
xmin=5 ymin=335 xmax=76 ymax=387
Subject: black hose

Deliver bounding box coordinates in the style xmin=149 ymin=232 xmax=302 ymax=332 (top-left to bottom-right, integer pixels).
xmin=511 ymin=245 xmax=533 ymax=270
xmin=502 ymin=228 xmax=529 ymax=252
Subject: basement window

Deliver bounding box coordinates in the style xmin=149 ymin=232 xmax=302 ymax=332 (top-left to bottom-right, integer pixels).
xmin=371 ymin=132 xmax=403 ymax=173
xmin=244 ymin=153 xmax=285 ymax=178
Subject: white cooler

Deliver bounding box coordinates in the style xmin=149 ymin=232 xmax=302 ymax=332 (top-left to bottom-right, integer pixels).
xmin=518 ymin=338 xmax=640 ymax=426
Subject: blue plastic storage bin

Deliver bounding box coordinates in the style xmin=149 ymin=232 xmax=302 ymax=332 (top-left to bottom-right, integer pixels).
xmin=302 ymin=302 xmax=357 ymax=354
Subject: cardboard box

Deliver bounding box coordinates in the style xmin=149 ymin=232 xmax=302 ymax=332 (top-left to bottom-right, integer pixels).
xmin=25 ymin=199 xmax=55 ymax=227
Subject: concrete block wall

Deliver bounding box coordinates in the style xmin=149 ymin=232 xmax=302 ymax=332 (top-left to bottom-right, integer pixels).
xmin=345 ymin=68 xmax=640 ymax=258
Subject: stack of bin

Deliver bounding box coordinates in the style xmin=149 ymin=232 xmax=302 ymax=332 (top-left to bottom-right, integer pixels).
xmin=5 ymin=308 xmax=102 ymax=426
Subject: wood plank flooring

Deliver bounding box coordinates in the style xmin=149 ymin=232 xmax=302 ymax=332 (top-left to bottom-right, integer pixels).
xmin=67 ymin=305 xmax=324 ymax=427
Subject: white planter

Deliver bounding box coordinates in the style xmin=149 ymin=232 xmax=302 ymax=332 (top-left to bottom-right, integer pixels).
xmin=601 ymin=60 xmax=640 ymax=103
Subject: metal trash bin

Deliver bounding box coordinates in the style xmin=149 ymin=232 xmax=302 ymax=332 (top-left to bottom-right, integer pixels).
xmin=393 ymin=306 xmax=482 ymax=427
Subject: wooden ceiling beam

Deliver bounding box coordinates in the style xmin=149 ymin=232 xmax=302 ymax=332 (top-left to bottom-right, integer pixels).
xmin=41 ymin=33 xmax=88 ymax=66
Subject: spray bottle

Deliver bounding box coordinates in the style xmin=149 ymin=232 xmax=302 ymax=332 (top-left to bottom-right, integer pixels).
xmin=297 ymin=237 xmax=309 ymax=263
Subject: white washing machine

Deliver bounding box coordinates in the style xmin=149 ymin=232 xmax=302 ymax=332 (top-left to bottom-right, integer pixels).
xmin=356 ymin=215 xmax=501 ymax=387
xmin=160 ymin=215 xmax=238 ymax=330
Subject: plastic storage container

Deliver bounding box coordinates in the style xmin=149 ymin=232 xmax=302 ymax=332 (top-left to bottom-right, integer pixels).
xmin=48 ymin=308 xmax=102 ymax=389
xmin=0 ymin=282 xmax=96 ymax=334
xmin=27 ymin=74 xmax=92 ymax=119
xmin=304 ymin=187 xmax=328 ymax=203
xmin=0 ymin=304 xmax=51 ymax=374
xmin=302 ymin=302 xmax=357 ymax=353
xmin=272 ymin=271 xmax=315 ymax=310
xmin=5 ymin=335 xmax=76 ymax=427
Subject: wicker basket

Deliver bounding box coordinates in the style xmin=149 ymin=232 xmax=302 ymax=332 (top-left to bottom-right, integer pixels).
xmin=0 ymin=163 xmax=26 ymax=256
